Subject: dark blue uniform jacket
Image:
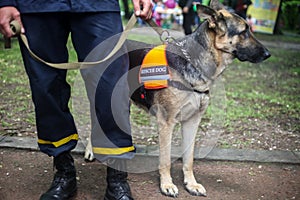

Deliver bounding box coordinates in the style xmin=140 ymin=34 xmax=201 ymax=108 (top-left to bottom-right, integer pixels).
xmin=0 ymin=0 xmax=120 ymax=13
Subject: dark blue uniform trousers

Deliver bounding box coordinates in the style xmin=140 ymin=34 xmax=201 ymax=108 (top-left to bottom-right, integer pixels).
xmin=19 ymin=12 xmax=135 ymax=160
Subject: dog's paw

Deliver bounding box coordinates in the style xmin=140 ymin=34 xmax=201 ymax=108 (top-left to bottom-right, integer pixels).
xmin=84 ymin=148 xmax=95 ymax=162
xmin=160 ymin=183 xmax=179 ymax=197
xmin=185 ymin=183 xmax=207 ymax=196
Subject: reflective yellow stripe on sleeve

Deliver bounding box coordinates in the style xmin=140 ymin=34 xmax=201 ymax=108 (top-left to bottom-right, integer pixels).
xmin=38 ymin=133 xmax=79 ymax=147
xmin=93 ymin=146 xmax=135 ymax=155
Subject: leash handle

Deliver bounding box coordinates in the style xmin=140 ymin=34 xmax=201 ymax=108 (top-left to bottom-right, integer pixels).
xmin=10 ymin=20 xmax=22 ymax=35
xmin=3 ymin=20 xmax=21 ymax=49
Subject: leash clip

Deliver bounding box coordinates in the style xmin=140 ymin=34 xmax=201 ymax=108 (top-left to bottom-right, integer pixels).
xmin=160 ymin=30 xmax=176 ymax=44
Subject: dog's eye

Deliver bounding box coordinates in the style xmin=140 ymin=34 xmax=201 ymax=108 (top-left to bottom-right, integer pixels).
xmin=238 ymin=29 xmax=249 ymax=39
xmin=238 ymin=24 xmax=249 ymax=37
xmin=238 ymin=30 xmax=245 ymax=35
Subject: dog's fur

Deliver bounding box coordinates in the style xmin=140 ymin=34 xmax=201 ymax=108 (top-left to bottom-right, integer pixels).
xmin=85 ymin=0 xmax=270 ymax=197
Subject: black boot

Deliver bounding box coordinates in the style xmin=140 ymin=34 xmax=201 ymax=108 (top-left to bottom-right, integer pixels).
xmin=40 ymin=151 xmax=77 ymax=200
xmin=104 ymin=159 xmax=133 ymax=200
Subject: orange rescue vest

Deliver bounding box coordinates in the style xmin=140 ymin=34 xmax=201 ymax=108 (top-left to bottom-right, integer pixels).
xmin=139 ymin=45 xmax=171 ymax=89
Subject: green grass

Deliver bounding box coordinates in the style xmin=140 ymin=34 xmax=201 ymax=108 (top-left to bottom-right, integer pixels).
xmin=254 ymin=32 xmax=300 ymax=43
xmin=0 ymin=38 xmax=78 ymax=136
xmin=220 ymin=47 xmax=300 ymax=132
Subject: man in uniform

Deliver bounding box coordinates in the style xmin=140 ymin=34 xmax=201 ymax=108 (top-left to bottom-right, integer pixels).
xmin=0 ymin=0 xmax=152 ymax=199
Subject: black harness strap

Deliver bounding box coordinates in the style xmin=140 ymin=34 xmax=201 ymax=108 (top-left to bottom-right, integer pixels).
xmin=168 ymin=80 xmax=209 ymax=95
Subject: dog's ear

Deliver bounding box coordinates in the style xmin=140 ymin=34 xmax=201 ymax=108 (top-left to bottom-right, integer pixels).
xmin=196 ymin=4 xmax=227 ymax=35
xmin=196 ymin=4 xmax=218 ymax=28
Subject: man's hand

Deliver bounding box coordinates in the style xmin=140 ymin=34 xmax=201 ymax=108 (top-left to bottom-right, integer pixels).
xmin=132 ymin=0 xmax=153 ymax=20
xmin=0 ymin=6 xmax=24 ymax=38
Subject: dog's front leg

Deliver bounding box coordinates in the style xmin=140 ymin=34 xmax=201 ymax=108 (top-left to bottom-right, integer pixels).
xmin=181 ymin=113 xmax=207 ymax=196
xmin=158 ymin=117 xmax=178 ymax=197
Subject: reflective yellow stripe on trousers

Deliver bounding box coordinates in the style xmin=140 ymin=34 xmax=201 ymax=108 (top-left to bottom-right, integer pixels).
xmin=38 ymin=133 xmax=79 ymax=147
xmin=93 ymin=146 xmax=135 ymax=155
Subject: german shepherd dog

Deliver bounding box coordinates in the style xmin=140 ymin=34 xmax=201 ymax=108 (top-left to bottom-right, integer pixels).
xmin=85 ymin=0 xmax=270 ymax=197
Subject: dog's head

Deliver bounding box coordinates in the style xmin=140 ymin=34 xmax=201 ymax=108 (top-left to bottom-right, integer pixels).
xmin=196 ymin=0 xmax=271 ymax=63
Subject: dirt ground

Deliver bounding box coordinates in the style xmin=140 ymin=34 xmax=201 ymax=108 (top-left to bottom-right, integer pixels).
xmin=0 ymin=148 xmax=299 ymax=200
